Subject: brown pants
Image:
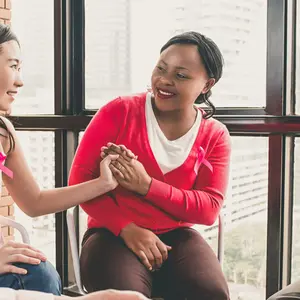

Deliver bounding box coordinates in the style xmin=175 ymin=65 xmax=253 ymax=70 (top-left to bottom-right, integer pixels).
xmin=80 ymin=227 xmax=230 ymax=300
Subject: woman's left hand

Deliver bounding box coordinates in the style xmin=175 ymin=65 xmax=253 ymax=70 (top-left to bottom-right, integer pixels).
xmin=102 ymin=143 xmax=152 ymax=195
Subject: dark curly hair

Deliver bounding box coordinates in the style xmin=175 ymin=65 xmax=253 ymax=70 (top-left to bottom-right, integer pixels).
xmin=161 ymin=31 xmax=224 ymax=118
xmin=0 ymin=24 xmax=19 ymax=153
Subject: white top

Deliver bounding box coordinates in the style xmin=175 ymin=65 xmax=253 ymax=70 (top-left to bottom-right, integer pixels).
xmin=0 ymin=288 xmax=54 ymax=300
xmin=145 ymin=92 xmax=201 ymax=174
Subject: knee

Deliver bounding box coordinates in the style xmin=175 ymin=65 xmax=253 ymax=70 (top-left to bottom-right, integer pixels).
xmin=209 ymin=286 xmax=230 ymax=300
xmin=81 ymin=262 xmax=151 ymax=297
xmin=83 ymin=271 xmax=151 ymax=298
xmin=0 ymin=273 xmax=22 ymax=289
xmin=194 ymin=284 xmax=230 ymax=300
xmin=33 ymin=261 xmax=61 ymax=295
xmin=184 ymin=278 xmax=230 ymax=300
xmin=17 ymin=261 xmax=61 ymax=295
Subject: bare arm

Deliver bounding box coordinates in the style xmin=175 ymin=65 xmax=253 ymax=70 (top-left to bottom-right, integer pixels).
xmin=1 ymin=117 xmax=117 ymax=217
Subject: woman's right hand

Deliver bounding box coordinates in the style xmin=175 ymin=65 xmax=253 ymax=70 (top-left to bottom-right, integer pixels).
xmin=120 ymin=223 xmax=171 ymax=271
xmin=0 ymin=240 xmax=47 ymax=275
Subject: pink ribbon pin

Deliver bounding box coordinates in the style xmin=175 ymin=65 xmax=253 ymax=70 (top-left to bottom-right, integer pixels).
xmin=194 ymin=147 xmax=213 ymax=174
xmin=0 ymin=152 xmax=13 ymax=178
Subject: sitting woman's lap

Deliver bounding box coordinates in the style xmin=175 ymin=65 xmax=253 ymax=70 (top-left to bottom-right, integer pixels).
xmin=80 ymin=228 xmax=152 ymax=296
xmin=0 ymin=261 xmax=61 ymax=295
xmin=80 ymin=227 xmax=229 ymax=300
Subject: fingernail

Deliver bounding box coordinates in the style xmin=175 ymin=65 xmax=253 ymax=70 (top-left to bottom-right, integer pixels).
xmin=22 ymin=270 xmax=27 ymax=274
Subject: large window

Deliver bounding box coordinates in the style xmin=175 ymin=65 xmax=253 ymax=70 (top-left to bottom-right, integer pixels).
xmin=7 ymin=1 xmax=300 ymax=299
xmin=85 ymin=0 xmax=267 ymax=109
xmin=193 ymin=137 xmax=268 ymax=299
xmin=224 ymin=137 xmax=268 ymax=299
xmin=11 ymin=0 xmax=54 ymax=115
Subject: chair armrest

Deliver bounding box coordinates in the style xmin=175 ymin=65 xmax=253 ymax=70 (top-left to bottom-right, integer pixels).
xmin=268 ymin=280 xmax=300 ymax=300
xmin=217 ymin=213 xmax=224 ymax=268
xmin=66 ymin=207 xmax=86 ymax=294
xmin=0 ymin=215 xmax=30 ymax=244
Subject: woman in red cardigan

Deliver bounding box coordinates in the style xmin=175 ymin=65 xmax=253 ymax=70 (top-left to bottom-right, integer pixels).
xmin=69 ymin=31 xmax=231 ymax=300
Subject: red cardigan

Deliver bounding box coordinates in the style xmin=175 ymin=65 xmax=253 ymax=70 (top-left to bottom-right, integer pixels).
xmin=68 ymin=93 xmax=231 ymax=236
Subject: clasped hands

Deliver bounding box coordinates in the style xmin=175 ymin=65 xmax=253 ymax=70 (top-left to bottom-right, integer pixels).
xmin=101 ymin=143 xmax=152 ymax=196
xmin=100 ymin=143 xmax=172 ymax=272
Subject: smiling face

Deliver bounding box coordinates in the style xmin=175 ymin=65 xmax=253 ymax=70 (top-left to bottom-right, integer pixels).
xmin=0 ymin=40 xmax=23 ymax=112
xmin=151 ymin=44 xmax=215 ymax=112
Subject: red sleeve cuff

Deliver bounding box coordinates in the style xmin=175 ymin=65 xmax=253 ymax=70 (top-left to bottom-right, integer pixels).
xmin=108 ymin=218 xmax=133 ymax=236
xmin=145 ymin=178 xmax=170 ymax=203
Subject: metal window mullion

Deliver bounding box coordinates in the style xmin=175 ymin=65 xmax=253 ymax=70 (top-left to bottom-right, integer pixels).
xmin=54 ymin=0 xmax=66 ymax=116
xmin=266 ymin=0 xmax=287 ymax=115
xmin=68 ymin=0 xmax=85 ymax=114
xmin=55 ymin=130 xmax=78 ymax=289
xmin=285 ymin=0 xmax=297 ymax=115
xmin=54 ymin=0 xmax=81 ymax=289
xmin=266 ymin=135 xmax=285 ymax=298
xmin=54 ymin=130 xmax=69 ymax=287
xmin=280 ymin=0 xmax=297 ymax=288
xmin=54 ymin=0 xmax=68 ymax=288
xmin=281 ymin=136 xmax=295 ymax=287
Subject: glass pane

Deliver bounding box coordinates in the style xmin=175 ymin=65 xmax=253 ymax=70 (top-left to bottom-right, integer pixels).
xmin=292 ymin=138 xmax=300 ymax=282
xmin=10 ymin=0 xmax=54 ymax=115
xmin=296 ymin=3 xmax=300 ymax=114
xmin=13 ymin=132 xmax=56 ymax=266
xmin=85 ymin=0 xmax=267 ymax=109
xmin=195 ymin=137 xmax=268 ymax=300
xmin=225 ymin=137 xmax=268 ymax=300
